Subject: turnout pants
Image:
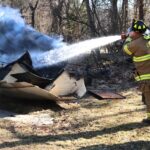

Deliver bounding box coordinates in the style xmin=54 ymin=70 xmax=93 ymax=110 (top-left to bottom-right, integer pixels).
xmin=139 ymin=82 xmax=150 ymax=113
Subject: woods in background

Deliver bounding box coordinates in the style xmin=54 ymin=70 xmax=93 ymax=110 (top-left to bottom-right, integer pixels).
xmin=0 ymin=0 xmax=149 ymax=42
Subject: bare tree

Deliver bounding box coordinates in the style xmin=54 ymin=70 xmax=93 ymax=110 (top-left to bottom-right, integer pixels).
xmin=84 ymin=0 xmax=97 ymax=37
xmin=48 ymin=0 xmax=64 ymax=34
xmin=134 ymin=0 xmax=138 ymax=19
xmin=121 ymin=0 xmax=128 ymax=31
xmin=90 ymin=0 xmax=107 ymax=35
xmin=0 ymin=0 xmax=149 ymax=41
xmin=110 ymin=0 xmax=119 ymax=34
xmin=29 ymin=0 xmax=39 ymax=27
xmin=134 ymin=0 xmax=144 ymax=20
xmin=139 ymin=0 xmax=144 ymax=20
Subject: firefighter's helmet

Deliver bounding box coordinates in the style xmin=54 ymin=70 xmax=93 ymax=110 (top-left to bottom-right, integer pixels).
xmin=131 ymin=19 xmax=147 ymax=33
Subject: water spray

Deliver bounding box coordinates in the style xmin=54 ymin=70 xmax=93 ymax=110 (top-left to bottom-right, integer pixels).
xmin=33 ymin=35 xmax=121 ymax=68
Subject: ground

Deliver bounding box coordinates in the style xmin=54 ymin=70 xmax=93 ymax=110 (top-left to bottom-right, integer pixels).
xmin=0 ymin=83 xmax=150 ymax=150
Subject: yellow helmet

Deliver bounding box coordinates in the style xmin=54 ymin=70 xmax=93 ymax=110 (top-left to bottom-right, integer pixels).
xmin=131 ymin=19 xmax=147 ymax=33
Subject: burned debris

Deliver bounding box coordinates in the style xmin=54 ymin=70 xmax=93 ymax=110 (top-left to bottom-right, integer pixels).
xmin=0 ymin=47 xmax=127 ymax=108
xmin=0 ymin=52 xmax=87 ymax=106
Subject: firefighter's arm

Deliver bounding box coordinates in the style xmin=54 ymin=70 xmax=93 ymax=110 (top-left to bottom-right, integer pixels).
xmin=123 ymin=37 xmax=133 ymax=55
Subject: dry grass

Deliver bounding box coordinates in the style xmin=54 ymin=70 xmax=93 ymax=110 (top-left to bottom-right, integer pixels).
xmin=0 ymin=85 xmax=150 ymax=150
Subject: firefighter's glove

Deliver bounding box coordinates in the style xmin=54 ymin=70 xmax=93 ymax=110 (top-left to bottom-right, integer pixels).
xmin=121 ymin=32 xmax=127 ymax=40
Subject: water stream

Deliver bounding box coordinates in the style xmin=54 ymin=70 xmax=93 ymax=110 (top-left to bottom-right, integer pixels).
xmin=33 ymin=35 xmax=121 ymax=68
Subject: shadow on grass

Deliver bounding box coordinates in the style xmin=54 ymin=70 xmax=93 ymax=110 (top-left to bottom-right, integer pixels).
xmin=0 ymin=122 xmax=149 ymax=149
xmin=63 ymin=108 xmax=145 ymax=131
xmin=0 ymin=97 xmax=63 ymax=114
xmin=78 ymin=140 xmax=150 ymax=150
xmin=80 ymin=100 xmax=110 ymax=109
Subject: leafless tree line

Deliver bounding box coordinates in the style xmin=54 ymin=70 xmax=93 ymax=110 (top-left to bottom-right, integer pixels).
xmin=0 ymin=0 xmax=149 ymax=42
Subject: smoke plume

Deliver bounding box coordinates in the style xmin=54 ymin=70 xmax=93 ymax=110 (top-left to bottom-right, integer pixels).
xmin=0 ymin=6 xmax=65 ymax=64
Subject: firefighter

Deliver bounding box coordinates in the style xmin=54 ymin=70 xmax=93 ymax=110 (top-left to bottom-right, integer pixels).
xmin=121 ymin=19 xmax=150 ymax=124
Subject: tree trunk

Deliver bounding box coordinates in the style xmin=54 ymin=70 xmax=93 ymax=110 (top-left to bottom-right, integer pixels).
xmin=29 ymin=0 xmax=39 ymax=28
xmin=139 ymin=0 xmax=144 ymax=20
xmin=134 ymin=0 xmax=138 ymax=19
xmin=110 ymin=0 xmax=119 ymax=34
xmin=122 ymin=0 xmax=128 ymax=31
xmin=84 ymin=0 xmax=96 ymax=37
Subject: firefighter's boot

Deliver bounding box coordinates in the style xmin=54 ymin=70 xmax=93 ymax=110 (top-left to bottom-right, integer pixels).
xmin=142 ymin=113 xmax=150 ymax=124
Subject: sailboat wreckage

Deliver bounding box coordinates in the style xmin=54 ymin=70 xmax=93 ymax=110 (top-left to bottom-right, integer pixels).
xmin=0 ymin=52 xmax=87 ymax=107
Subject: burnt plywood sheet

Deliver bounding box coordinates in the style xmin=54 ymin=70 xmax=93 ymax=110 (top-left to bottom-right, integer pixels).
xmin=11 ymin=72 xmax=52 ymax=88
xmin=88 ymin=90 xmax=125 ymax=100
xmin=0 ymin=81 xmax=61 ymax=101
